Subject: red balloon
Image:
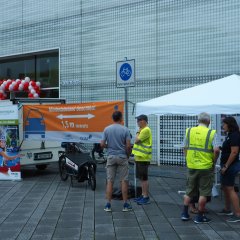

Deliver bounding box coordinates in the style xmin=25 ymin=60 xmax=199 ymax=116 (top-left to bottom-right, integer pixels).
xmin=23 ymin=82 xmax=29 ymax=91
xmin=13 ymin=84 xmax=19 ymax=91
xmin=6 ymin=82 xmax=11 ymax=88
xmin=30 ymin=81 xmax=36 ymax=87
xmin=28 ymin=93 xmax=34 ymax=98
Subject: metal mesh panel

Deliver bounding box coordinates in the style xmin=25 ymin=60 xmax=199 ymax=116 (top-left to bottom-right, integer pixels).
xmin=1 ymin=0 xmax=240 ymax=165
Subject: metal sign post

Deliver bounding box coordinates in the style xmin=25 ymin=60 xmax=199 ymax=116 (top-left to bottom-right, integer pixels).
xmin=116 ymin=58 xmax=136 ymax=196
xmin=124 ymin=87 xmax=128 ymax=127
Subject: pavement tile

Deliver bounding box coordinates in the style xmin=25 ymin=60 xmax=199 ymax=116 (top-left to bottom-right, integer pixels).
xmin=0 ymin=164 xmax=239 ymax=240
xmin=156 ymin=232 xmax=180 ymax=240
xmin=52 ymin=227 xmax=81 ymax=239
xmin=0 ymin=229 xmax=20 ymax=240
xmin=113 ymin=219 xmax=139 ymax=227
xmin=178 ymin=234 xmax=209 ymax=240
xmin=95 ymin=224 xmax=115 ymax=233
xmin=217 ymin=231 xmax=240 ymax=240
xmin=173 ymin=225 xmax=202 ymax=234
xmin=30 ymin=235 xmax=53 ymax=240
xmin=56 ymin=219 xmax=82 ymax=228
xmin=115 ymin=227 xmax=143 ymax=238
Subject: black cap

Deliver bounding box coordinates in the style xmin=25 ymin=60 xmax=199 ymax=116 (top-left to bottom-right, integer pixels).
xmin=136 ymin=114 xmax=148 ymax=123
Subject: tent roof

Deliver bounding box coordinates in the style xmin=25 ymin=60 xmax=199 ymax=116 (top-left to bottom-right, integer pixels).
xmin=136 ymin=74 xmax=240 ymax=116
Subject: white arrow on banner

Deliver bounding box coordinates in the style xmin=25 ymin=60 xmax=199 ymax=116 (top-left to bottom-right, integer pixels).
xmin=56 ymin=114 xmax=95 ymax=119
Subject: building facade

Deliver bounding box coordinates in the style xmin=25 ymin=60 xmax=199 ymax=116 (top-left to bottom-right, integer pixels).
xmin=1 ymin=0 xmax=240 ymax=164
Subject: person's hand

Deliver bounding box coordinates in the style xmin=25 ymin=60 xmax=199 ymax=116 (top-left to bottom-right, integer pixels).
xmin=136 ymin=128 xmax=142 ymax=135
xmin=220 ymin=165 xmax=228 ymax=175
xmin=15 ymin=154 xmax=24 ymax=159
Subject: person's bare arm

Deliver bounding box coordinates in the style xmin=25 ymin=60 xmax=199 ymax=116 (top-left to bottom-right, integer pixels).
xmin=100 ymin=140 xmax=107 ymax=149
xmin=1 ymin=152 xmax=20 ymax=161
xmin=135 ymin=133 xmax=141 ymax=143
xmin=125 ymin=139 xmax=131 ymax=157
xmin=213 ymin=146 xmax=220 ymax=164
xmin=221 ymin=146 xmax=238 ymax=174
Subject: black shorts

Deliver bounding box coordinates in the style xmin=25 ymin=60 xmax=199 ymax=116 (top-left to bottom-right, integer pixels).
xmin=136 ymin=161 xmax=150 ymax=181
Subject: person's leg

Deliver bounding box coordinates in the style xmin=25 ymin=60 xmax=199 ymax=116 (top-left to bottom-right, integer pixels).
xmin=121 ymin=180 xmax=128 ymax=202
xmin=104 ymin=157 xmax=117 ymax=211
xmin=118 ymin=157 xmax=132 ymax=211
xmin=118 ymin=158 xmax=129 ymax=202
xmin=181 ymin=194 xmax=191 ymax=220
xmin=226 ymin=186 xmax=240 ymax=216
xmin=106 ymin=180 xmax=114 ymax=202
xmin=136 ymin=163 xmax=150 ymax=205
xmin=181 ymin=169 xmax=199 ymax=221
xmin=198 ymin=196 xmax=207 ymax=213
xmin=141 ymin=180 xmax=149 ymax=197
xmin=138 ymin=162 xmax=149 ymax=197
xmin=222 ymin=186 xmax=231 ymax=211
xmin=189 ymin=195 xmax=199 ymax=213
xmin=194 ymin=170 xmax=212 ymax=223
xmin=183 ymin=195 xmax=191 ymax=206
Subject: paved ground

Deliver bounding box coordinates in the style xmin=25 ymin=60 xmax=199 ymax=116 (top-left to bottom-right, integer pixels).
xmin=0 ymin=163 xmax=240 ymax=240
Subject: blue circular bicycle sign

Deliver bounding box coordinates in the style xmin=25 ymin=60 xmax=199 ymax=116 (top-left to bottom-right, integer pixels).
xmin=116 ymin=59 xmax=135 ymax=88
xmin=119 ymin=63 xmax=132 ymax=81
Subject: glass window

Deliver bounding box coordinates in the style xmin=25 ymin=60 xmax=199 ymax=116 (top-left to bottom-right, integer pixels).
xmin=0 ymin=50 xmax=59 ymax=98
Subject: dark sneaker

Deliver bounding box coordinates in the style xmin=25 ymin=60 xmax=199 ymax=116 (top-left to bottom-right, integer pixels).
xmin=104 ymin=203 xmax=112 ymax=212
xmin=181 ymin=212 xmax=190 ymax=221
xmin=217 ymin=209 xmax=233 ymax=216
xmin=122 ymin=202 xmax=133 ymax=212
xmin=194 ymin=215 xmax=211 ymax=224
xmin=226 ymin=215 xmax=240 ymax=223
xmin=134 ymin=195 xmax=143 ymax=202
xmin=137 ymin=197 xmax=150 ymax=205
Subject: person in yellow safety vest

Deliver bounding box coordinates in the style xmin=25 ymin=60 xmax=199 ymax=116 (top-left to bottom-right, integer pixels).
xmin=181 ymin=112 xmax=220 ymax=224
xmin=132 ymin=114 xmax=152 ymax=205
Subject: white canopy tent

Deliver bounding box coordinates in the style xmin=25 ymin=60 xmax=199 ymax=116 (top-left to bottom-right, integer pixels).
xmin=135 ymin=74 xmax=240 ymax=165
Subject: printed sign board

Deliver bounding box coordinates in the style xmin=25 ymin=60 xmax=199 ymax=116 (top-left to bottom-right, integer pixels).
xmin=116 ymin=59 xmax=135 ymax=88
xmin=0 ymin=105 xmax=21 ymax=180
xmin=23 ymin=101 xmax=124 ymax=143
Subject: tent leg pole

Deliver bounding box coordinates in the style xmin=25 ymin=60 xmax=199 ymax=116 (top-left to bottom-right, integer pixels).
xmin=157 ymin=115 xmax=160 ymax=166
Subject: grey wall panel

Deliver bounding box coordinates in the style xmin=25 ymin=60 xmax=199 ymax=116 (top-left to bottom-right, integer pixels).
xmin=1 ymin=0 xmax=240 ymax=164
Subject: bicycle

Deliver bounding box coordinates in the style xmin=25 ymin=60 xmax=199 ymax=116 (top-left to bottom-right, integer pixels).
xmin=59 ymin=142 xmax=96 ymax=190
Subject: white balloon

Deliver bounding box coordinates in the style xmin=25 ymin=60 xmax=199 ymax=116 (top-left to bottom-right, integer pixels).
xmin=25 ymin=77 xmax=30 ymax=82
xmin=16 ymin=79 xmax=20 ymax=82
xmin=9 ymin=85 xmax=14 ymax=91
xmin=7 ymin=79 xmax=11 ymax=83
xmin=33 ymin=93 xmax=39 ymax=98
xmin=21 ymin=80 xmax=25 ymax=84
xmin=28 ymin=85 xmax=33 ymax=90
xmin=30 ymin=89 xmax=36 ymax=94
xmin=36 ymin=81 xmax=41 ymax=87
xmin=19 ymin=84 xmax=24 ymax=91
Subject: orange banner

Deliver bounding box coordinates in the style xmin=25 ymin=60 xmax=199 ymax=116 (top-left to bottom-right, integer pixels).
xmin=23 ymin=101 xmax=124 ymax=143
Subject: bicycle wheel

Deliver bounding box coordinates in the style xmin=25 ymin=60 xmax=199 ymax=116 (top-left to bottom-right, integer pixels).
xmin=59 ymin=156 xmax=68 ymax=181
xmin=88 ymin=164 xmax=96 ymax=191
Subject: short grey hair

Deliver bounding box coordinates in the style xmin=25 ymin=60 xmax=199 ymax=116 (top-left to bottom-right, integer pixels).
xmin=198 ymin=112 xmax=210 ymax=123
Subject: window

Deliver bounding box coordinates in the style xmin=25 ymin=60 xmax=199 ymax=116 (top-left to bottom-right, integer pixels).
xmin=0 ymin=49 xmax=59 ymax=98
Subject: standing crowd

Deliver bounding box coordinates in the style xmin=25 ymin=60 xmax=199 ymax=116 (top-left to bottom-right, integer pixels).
xmin=100 ymin=111 xmax=240 ymax=223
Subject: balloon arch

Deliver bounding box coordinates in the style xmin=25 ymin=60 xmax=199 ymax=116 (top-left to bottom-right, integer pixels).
xmin=0 ymin=77 xmax=41 ymax=100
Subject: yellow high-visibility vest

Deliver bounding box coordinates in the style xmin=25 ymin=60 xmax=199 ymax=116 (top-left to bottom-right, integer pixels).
xmin=185 ymin=126 xmax=216 ymax=169
xmin=132 ymin=126 xmax=152 ymax=162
